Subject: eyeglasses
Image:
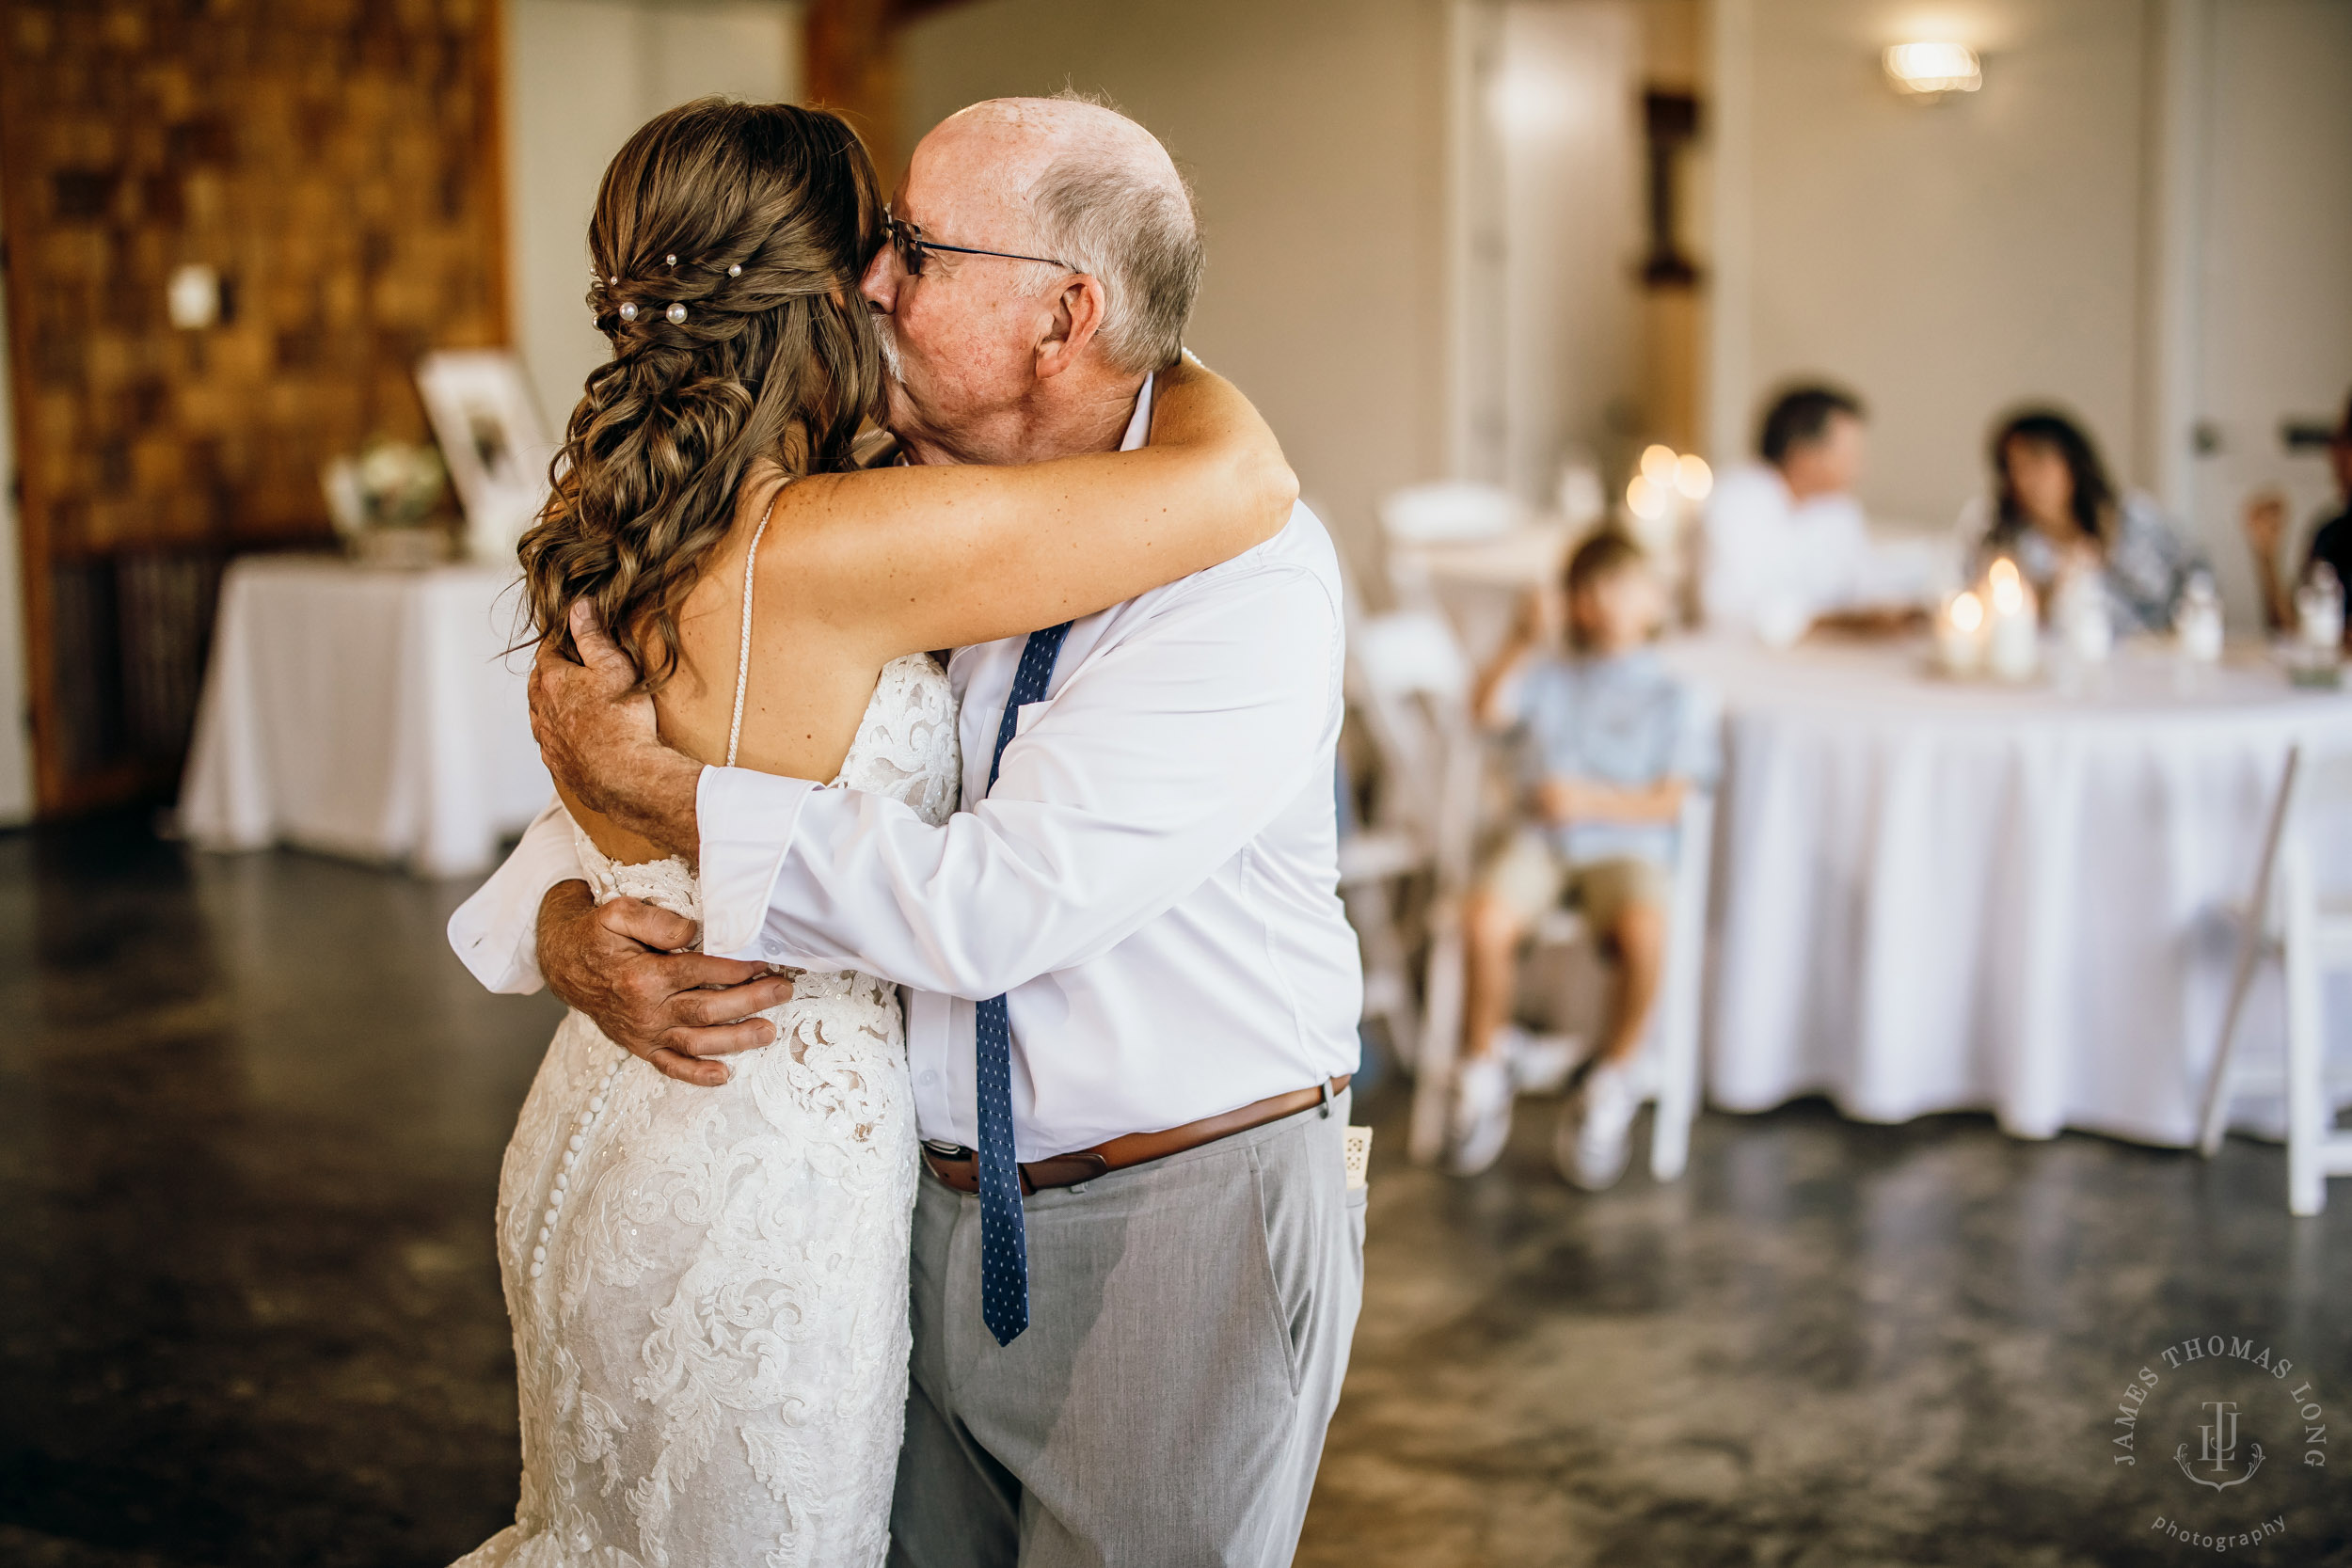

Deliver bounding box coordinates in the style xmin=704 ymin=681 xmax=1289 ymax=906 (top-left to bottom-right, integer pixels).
xmin=882 ymin=206 xmax=1073 ymax=278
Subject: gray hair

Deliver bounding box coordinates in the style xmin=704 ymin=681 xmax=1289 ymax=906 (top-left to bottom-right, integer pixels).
xmin=1025 ymin=106 xmax=1202 ymax=373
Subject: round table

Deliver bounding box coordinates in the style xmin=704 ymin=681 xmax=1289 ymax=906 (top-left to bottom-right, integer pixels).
xmin=1660 ymin=634 xmax=2352 ymax=1147
xmin=178 ymin=556 xmax=551 ymax=878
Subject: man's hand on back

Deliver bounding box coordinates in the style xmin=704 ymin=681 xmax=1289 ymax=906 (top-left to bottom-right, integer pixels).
xmin=530 ymin=600 xmax=704 ymax=860
xmin=536 ymin=879 xmax=794 ymax=1087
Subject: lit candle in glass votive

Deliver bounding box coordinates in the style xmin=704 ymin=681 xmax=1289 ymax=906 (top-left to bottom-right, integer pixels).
xmin=1938 ymin=590 xmax=1986 ymax=676
xmin=1985 ymin=558 xmax=2039 ymax=682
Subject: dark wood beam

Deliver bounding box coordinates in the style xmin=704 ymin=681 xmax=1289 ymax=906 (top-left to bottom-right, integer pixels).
xmin=805 ymin=0 xmax=904 ymax=188
xmin=803 ymin=0 xmax=987 ymax=190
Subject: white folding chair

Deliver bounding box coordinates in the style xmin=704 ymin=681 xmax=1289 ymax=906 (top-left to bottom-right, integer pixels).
xmin=2198 ymin=740 xmax=2352 ymax=1215
xmin=1376 ymin=481 xmax=1521 ymax=610
xmin=1502 ymin=789 xmax=1716 ymax=1180
xmin=1338 ymin=601 xmax=1482 ymax=1103
xmin=1376 ymin=480 xmax=1522 ymax=548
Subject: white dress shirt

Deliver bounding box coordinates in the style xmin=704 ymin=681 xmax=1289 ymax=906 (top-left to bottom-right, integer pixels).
xmin=449 ymin=383 xmax=1364 ymax=1161
xmin=1701 ymin=461 xmax=1871 ymax=632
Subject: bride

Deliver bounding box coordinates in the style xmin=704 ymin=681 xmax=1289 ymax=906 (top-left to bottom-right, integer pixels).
xmin=455 ymin=99 xmax=1295 ymax=1567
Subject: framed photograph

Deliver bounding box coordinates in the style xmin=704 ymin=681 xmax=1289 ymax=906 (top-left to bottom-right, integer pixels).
xmin=414 ymin=349 xmax=556 ymax=563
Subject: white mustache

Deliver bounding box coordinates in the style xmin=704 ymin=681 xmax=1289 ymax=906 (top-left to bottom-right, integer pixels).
xmin=874 ymin=317 xmax=906 ymax=387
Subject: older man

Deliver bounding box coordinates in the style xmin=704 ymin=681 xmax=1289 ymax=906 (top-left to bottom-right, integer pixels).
xmin=1701 ymin=383 xmax=1873 ymax=639
xmin=449 ymin=96 xmax=1365 ymax=1566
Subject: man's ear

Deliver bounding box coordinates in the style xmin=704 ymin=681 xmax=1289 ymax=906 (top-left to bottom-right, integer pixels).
xmin=1034 ymin=274 xmax=1108 ymax=380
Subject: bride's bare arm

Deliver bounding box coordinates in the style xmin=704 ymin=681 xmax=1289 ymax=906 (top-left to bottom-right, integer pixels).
xmin=771 ymin=357 xmax=1296 ymax=657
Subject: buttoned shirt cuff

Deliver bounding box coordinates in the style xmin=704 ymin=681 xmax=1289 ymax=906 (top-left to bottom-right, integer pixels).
xmin=696 ymin=764 xmax=819 ymax=960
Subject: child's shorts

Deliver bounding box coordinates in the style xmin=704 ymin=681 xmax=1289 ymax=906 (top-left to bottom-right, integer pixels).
xmin=1478 ymin=832 xmax=1669 ymax=931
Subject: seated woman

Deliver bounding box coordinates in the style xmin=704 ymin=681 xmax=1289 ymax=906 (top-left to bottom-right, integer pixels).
xmin=1960 ymin=407 xmax=2205 ymax=633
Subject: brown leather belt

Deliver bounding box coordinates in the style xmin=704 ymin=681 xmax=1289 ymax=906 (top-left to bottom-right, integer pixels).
xmin=921 ymin=1075 xmax=1352 ymax=1196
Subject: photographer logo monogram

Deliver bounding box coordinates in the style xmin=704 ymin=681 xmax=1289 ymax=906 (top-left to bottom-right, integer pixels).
xmin=2185 ymin=1400 xmax=2258 ymax=1490
xmin=2111 ymin=1334 xmax=2326 ymax=1553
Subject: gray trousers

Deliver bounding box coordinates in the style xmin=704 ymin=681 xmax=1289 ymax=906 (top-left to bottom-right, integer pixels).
xmin=888 ymin=1093 xmax=1365 ymax=1568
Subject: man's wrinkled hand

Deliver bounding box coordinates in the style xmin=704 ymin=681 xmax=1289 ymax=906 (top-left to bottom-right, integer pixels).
xmin=529 ymin=600 xmax=702 ymax=858
xmin=536 ymin=879 xmax=793 ymax=1087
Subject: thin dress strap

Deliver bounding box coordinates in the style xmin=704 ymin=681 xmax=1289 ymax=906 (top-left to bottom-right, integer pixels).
xmin=724 ymin=496 xmax=779 ymax=768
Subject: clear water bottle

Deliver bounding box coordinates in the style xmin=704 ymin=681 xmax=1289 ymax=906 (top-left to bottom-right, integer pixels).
xmin=2174 ymin=570 xmax=2224 ymax=666
xmin=2057 ymin=564 xmax=2112 ymax=664
xmin=2292 ymin=562 xmax=2344 ymax=688
xmin=2296 ymin=561 xmax=2344 ymax=649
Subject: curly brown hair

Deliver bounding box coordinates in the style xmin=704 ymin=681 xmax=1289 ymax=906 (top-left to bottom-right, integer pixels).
xmin=1988 ymin=406 xmax=2115 ymax=544
xmin=517 ymin=98 xmax=887 ymax=685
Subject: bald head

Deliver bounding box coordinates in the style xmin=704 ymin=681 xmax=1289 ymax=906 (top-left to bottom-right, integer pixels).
xmin=918 ymin=94 xmax=1201 ymax=373
xmin=938 ymin=94 xmax=1180 ymax=186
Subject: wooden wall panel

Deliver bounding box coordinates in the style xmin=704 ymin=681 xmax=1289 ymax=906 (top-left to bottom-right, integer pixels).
xmin=0 ymin=0 xmax=508 ymax=813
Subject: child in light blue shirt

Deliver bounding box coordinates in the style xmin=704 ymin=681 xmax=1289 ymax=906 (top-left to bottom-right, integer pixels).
xmin=1451 ymin=529 xmax=1718 ymax=1186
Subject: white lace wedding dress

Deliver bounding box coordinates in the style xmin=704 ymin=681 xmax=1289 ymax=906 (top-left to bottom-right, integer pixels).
xmin=454 ymin=642 xmax=960 ymax=1568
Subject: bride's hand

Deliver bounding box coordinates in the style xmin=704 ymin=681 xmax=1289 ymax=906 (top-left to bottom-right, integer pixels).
xmin=536 ymin=880 xmax=795 ymax=1086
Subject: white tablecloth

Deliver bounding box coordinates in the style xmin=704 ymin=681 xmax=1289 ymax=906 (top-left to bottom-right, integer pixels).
xmin=179 ymin=557 xmax=551 ymax=877
xmin=1661 ymin=636 xmax=2352 ymax=1147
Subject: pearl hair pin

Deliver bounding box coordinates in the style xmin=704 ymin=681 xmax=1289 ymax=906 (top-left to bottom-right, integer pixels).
xmin=666 ymin=302 xmax=688 ymax=325
xmin=665 ymin=253 xmax=677 ymax=266
xmin=728 ymin=263 xmax=742 ymax=277
xmin=618 ymin=302 xmax=639 ymax=322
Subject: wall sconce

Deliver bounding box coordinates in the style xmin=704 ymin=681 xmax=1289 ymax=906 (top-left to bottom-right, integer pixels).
xmin=1488 ymin=64 xmax=1576 ymax=141
xmin=167 ymin=262 xmax=221 ymax=330
xmin=1883 ymin=41 xmax=1982 ymax=101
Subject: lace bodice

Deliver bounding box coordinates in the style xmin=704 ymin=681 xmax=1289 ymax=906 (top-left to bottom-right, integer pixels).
xmin=457 ymin=652 xmax=960 ymax=1568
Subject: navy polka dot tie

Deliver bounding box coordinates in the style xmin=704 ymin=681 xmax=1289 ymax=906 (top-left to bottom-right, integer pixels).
xmin=975 ymin=621 xmax=1072 ymax=1348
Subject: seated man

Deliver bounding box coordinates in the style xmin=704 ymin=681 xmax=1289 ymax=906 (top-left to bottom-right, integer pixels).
xmin=1703 ymin=383 xmax=1872 ymax=639
xmin=1449 ymin=530 xmax=1718 ymax=1187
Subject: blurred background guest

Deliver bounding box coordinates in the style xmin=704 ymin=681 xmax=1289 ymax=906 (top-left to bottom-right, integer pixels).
xmin=1449 ymin=530 xmax=1716 ymax=1188
xmin=1963 ymin=407 xmax=2205 ymax=632
xmin=1700 ymin=384 xmax=1870 ymax=641
xmin=2242 ymin=388 xmax=2352 ymax=641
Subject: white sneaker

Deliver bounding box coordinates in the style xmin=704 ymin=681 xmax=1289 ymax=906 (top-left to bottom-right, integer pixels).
xmin=1557 ymin=1058 xmax=1640 ymax=1191
xmin=1447 ymin=1055 xmax=1515 ymax=1177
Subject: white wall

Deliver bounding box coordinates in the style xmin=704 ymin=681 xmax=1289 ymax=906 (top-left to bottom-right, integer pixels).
xmin=0 ymin=192 xmax=34 ymax=824
xmin=898 ymin=0 xmax=1452 ymax=578
xmin=2189 ymin=0 xmax=2352 ymax=621
xmin=1489 ymin=0 xmax=1645 ymax=508
xmin=1708 ymin=0 xmax=2352 ymax=626
xmin=1709 ymin=0 xmax=2154 ymax=531
xmin=503 ymin=0 xmax=802 ymax=434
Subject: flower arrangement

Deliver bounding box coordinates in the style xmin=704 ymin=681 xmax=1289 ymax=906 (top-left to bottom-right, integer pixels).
xmin=322 ymin=438 xmax=453 ymax=567
xmin=324 ymin=438 xmax=448 ymax=535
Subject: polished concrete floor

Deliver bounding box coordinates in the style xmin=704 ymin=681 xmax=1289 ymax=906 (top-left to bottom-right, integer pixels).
xmin=3 ymin=817 xmax=2349 ymax=1566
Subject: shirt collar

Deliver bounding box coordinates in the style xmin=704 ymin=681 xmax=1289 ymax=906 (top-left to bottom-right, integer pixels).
xmin=889 ymin=370 xmax=1154 ymax=464
xmin=1118 ymin=372 xmax=1155 ymax=452
xmin=1573 ymin=644 xmax=1661 ymax=677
